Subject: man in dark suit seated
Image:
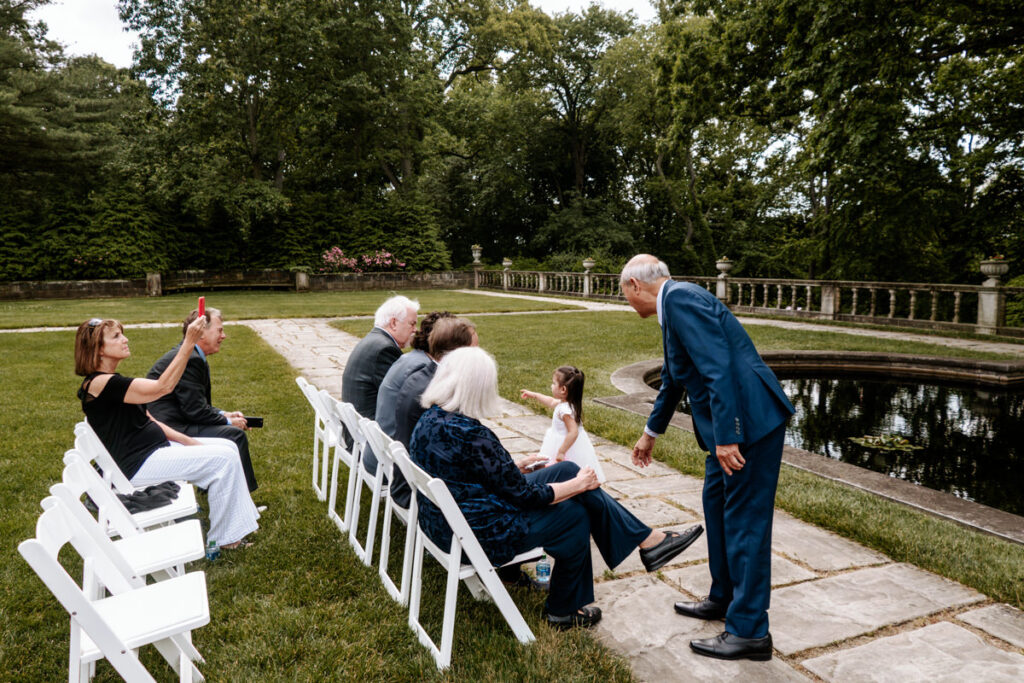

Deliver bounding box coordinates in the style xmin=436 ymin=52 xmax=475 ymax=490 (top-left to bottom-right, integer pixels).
xmin=147 ymin=307 xmax=261 ymax=494
xmin=342 ymin=294 xmax=420 ymax=419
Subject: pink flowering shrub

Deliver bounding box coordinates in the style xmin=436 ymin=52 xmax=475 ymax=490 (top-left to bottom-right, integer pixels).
xmin=320 ymin=247 xmax=406 ymax=274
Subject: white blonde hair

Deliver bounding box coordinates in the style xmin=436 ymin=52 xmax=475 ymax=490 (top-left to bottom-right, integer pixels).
xmin=619 ymin=255 xmax=671 ymax=286
xmin=374 ymin=295 xmax=420 ymax=328
xmin=420 ymin=346 xmax=501 ymax=421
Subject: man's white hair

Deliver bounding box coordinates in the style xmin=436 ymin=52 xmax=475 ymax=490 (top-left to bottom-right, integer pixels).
xmin=374 ymin=295 xmax=420 ymax=328
xmin=619 ymin=255 xmax=671 ymax=286
xmin=420 ymin=346 xmax=501 ymax=421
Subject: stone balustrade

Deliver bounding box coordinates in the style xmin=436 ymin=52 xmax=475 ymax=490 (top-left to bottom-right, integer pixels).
xmin=474 ymin=259 xmax=1023 ymax=338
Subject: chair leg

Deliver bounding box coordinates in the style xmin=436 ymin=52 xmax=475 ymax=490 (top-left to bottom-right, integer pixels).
xmin=319 ymin=432 xmax=331 ymax=501
xmin=312 ymin=424 xmax=324 ymax=501
xmin=408 ymin=531 xmax=426 ymax=634
xmin=327 ymin=447 xmax=349 ymax=533
xmin=362 ymin=473 xmax=385 ymax=567
xmin=377 ymin=500 xmax=398 ymax=602
xmin=398 ymin=510 xmax=417 ymax=606
xmin=438 ymin=538 xmax=463 ymax=670
xmin=475 ymin=567 xmax=536 ymax=644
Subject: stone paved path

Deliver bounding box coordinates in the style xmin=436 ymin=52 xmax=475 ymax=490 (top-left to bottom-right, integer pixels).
xmin=248 ymin=315 xmax=1024 ymax=683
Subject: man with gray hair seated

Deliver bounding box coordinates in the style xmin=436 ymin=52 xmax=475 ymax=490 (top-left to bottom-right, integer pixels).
xmin=342 ymin=294 xmax=420 ymax=422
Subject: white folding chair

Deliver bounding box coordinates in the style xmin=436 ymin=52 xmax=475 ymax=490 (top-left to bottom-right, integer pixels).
xmin=320 ymin=393 xmax=360 ymax=534
xmin=62 ymin=449 xmax=199 ymax=546
xmin=361 ymin=422 xmax=415 ymax=606
xmin=49 ymin=479 xmax=204 ymax=586
xmin=394 ymin=449 xmax=540 ymax=670
xmin=19 ymin=499 xmax=209 ymax=683
xmin=73 ymin=421 xmax=198 ymax=528
xmin=343 ymin=410 xmax=385 ymax=566
xmin=295 ymin=377 xmax=332 ymax=501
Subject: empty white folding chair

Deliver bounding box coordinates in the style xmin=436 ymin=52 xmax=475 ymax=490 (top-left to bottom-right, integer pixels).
xmin=320 ymin=393 xmax=360 ymax=534
xmin=343 ymin=410 xmax=385 ymax=565
xmin=74 ymin=421 xmax=198 ymax=528
xmin=19 ymin=499 xmax=209 ymax=683
xmin=295 ymin=377 xmax=332 ymax=501
xmin=394 ymin=449 xmax=540 ymax=670
xmin=49 ymin=476 xmax=204 ymax=586
xmin=361 ymin=422 xmax=415 ymax=606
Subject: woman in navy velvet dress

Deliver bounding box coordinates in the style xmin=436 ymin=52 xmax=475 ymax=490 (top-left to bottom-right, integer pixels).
xmin=409 ymin=347 xmax=703 ymax=629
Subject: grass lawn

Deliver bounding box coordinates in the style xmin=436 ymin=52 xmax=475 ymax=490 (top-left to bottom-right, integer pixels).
xmin=0 ymin=326 xmax=628 ymax=681
xmin=0 ymin=289 xmax=579 ymax=329
xmin=338 ymin=311 xmax=1024 ymax=611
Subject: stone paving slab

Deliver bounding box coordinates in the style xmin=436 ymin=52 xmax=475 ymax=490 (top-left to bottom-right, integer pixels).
xmin=495 ymin=415 xmax=552 ymax=440
xmin=772 ymin=511 xmax=888 ymax=572
xmin=664 ymin=555 xmax=819 ymax=598
xmin=593 ymin=525 xmax=709 ymax=577
xmin=802 ymin=622 xmax=1024 ymax=682
xmin=607 ymin=474 xmax=706 ymax=499
xmin=499 ymin=436 xmax=541 ymax=454
xmin=770 ymin=563 xmax=985 ymax=655
xmin=957 ymin=604 xmax=1024 ymax=649
xmin=661 ymin=489 xmax=705 ymax=516
xmin=618 ymin=497 xmax=700 ymax=527
xmin=593 ymin=576 xmax=809 ymax=682
xmin=600 ymin=461 xmax=643 ymax=482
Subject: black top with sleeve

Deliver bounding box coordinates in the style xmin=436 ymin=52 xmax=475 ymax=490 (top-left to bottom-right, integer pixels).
xmin=80 ymin=373 xmax=169 ymax=479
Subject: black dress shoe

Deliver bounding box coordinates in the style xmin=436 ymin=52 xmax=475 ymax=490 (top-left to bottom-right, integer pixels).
xmin=674 ymin=598 xmax=728 ymax=620
xmin=639 ymin=525 xmax=704 ymax=572
xmin=690 ymin=631 xmax=773 ymax=661
xmin=544 ymin=605 xmax=602 ymax=630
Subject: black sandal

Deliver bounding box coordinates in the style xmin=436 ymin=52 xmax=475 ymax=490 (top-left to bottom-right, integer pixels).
xmin=545 ymin=605 xmax=602 ymax=630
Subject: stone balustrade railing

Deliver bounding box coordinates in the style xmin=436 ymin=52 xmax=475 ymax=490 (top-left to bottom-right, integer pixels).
xmin=473 ymin=260 xmax=1023 ymax=338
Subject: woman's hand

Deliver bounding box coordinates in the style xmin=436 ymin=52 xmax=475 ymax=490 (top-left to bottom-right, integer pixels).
xmin=516 ymin=454 xmax=547 ymax=474
xmin=183 ymin=314 xmax=207 ymax=346
xmin=573 ymin=466 xmax=599 ymax=492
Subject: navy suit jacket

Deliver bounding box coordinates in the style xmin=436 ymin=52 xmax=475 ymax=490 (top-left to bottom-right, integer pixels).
xmin=146 ymin=345 xmax=224 ymax=429
xmin=647 ymin=281 xmax=794 ymax=450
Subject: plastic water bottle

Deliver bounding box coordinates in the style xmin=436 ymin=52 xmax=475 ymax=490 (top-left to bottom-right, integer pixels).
xmin=535 ymin=555 xmax=551 ymax=585
xmin=205 ymin=539 xmax=220 ymax=561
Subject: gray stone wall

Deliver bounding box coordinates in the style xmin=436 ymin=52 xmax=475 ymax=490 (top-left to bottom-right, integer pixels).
xmin=0 ymin=278 xmax=149 ymax=300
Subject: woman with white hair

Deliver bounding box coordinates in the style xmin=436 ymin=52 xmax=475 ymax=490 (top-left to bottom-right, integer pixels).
xmin=410 ymin=347 xmax=704 ymax=630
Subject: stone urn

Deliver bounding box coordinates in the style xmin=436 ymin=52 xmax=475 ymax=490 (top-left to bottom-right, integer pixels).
xmin=716 ymin=258 xmax=734 ymax=276
xmin=502 ymin=257 xmax=513 ymax=270
xmin=471 ymin=244 xmax=482 ymax=265
xmin=980 ymin=259 xmax=1010 ymax=280
xmin=582 ymin=257 xmax=596 ymax=273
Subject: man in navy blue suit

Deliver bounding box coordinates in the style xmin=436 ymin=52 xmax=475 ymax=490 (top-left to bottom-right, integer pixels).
xmin=621 ymin=254 xmax=794 ymax=662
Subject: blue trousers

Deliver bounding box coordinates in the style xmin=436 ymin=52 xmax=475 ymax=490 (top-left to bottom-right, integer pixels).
xmin=704 ymin=422 xmax=786 ymax=638
xmin=517 ymin=462 xmax=651 ymax=616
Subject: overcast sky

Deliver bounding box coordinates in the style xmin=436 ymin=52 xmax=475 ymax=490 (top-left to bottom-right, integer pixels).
xmin=30 ymin=1 xmax=657 ymax=69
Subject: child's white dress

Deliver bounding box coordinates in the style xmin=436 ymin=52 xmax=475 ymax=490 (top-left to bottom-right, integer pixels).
xmin=539 ymin=402 xmax=607 ymax=483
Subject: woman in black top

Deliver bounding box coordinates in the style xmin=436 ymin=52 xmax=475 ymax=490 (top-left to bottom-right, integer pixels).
xmin=75 ymin=316 xmax=259 ymax=548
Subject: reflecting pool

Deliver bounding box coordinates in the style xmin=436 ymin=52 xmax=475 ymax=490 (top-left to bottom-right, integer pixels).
xmin=669 ymin=376 xmax=1024 ymax=515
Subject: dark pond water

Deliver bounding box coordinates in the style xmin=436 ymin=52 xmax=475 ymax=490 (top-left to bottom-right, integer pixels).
xmin=669 ymin=376 xmax=1024 ymax=515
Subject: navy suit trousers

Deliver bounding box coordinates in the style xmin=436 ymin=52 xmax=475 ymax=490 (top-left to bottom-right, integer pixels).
xmin=703 ymin=422 xmax=786 ymax=638
xmin=518 ymin=462 xmax=650 ymax=616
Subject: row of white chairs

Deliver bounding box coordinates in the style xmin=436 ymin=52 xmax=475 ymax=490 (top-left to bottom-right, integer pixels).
xmin=18 ymin=422 xmax=211 ymax=682
xmin=296 ymin=377 xmax=542 ymax=670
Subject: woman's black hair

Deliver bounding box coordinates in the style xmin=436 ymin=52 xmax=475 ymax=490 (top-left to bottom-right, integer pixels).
xmin=555 ymin=365 xmax=585 ymax=425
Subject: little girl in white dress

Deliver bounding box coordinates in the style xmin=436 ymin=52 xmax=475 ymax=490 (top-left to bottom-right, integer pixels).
xmin=520 ymin=365 xmax=606 ymax=483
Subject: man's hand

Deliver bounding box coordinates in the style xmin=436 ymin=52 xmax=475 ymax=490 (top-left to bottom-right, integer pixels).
xmin=632 ymin=432 xmax=656 ymax=467
xmin=225 ymin=411 xmax=248 ymax=430
xmin=716 ymin=443 xmax=745 ymax=475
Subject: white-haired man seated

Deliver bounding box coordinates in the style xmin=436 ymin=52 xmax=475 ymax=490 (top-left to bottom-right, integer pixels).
xmin=342 ymin=294 xmax=420 ymax=421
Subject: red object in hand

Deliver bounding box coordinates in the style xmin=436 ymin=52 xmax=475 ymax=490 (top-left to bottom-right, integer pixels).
xmin=197 ymin=296 xmax=205 ymax=317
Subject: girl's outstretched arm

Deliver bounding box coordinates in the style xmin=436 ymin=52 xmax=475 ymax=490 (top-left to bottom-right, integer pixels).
xmin=519 ymin=389 xmax=560 ymax=411
xmin=555 ymin=412 xmax=579 ymax=461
